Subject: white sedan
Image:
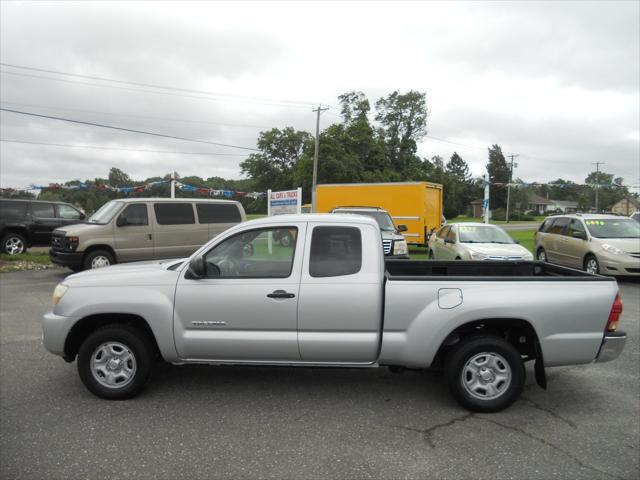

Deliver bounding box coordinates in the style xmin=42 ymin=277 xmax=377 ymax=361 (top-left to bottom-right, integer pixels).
xmin=428 ymin=223 xmax=534 ymax=261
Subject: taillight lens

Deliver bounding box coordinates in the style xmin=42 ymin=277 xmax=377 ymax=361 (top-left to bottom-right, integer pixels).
xmin=607 ymin=293 xmax=623 ymax=332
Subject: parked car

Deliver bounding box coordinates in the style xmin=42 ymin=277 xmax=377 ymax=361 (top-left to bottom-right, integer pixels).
xmin=631 ymin=211 xmax=640 ymax=223
xmin=534 ymin=214 xmax=640 ymax=276
xmin=428 ymin=223 xmax=533 ymax=261
xmin=49 ymin=198 xmax=245 ymax=271
xmin=330 ymin=206 xmax=409 ymax=258
xmin=0 ymin=199 xmax=85 ymax=255
xmin=43 ymin=214 xmax=625 ymax=412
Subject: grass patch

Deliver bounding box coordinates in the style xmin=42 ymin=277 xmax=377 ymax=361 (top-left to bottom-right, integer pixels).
xmin=506 ymin=229 xmax=536 ymax=253
xmin=0 ymin=252 xmax=54 ymax=273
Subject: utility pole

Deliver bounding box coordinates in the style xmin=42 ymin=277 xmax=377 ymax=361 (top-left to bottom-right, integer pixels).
xmin=311 ymin=105 xmax=329 ymax=213
xmin=170 ymin=171 xmax=175 ymax=199
xmin=505 ymin=154 xmax=519 ymax=223
xmin=592 ymin=162 xmax=605 ymax=212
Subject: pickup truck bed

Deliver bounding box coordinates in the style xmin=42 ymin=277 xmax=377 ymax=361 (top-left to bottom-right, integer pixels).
xmin=385 ymin=259 xmax=612 ymax=280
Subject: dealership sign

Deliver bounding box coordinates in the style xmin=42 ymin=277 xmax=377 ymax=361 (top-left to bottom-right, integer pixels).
xmin=267 ymin=188 xmax=302 ymax=216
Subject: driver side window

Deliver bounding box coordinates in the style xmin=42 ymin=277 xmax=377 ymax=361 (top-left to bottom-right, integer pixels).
xmin=203 ymin=227 xmax=297 ymax=278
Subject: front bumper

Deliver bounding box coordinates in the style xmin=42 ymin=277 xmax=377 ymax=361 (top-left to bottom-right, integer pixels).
xmin=598 ymin=252 xmax=640 ymax=276
xmin=49 ymin=249 xmax=83 ymax=268
xmin=595 ymin=331 xmax=627 ymax=363
xmin=42 ymin=310 xmax=79 ymax=360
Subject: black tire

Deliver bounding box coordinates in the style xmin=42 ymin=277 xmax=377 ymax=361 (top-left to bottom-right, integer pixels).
xmin=445 ymin=336 xmax=525 ymax=413
xmin=536 ymin=248 xmax=547 ymax=263
xmin=83 ymin=249 xmax=115 ymax=270
xmin=2 ymin=232 xmax=27 ymax=255
xmin=583 ymin=254 xmax=600 ymax=275
xmin=77 ymin=324 xmax=154 ymax=400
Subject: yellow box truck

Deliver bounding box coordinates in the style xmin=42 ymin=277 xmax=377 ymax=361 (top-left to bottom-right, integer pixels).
xmin=316 ymin=182 xmax=443 ymax=245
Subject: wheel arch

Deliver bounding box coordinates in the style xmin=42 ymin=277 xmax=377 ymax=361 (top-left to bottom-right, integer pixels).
xmin=64 ymin=313 xmax=161 ymax=363
xmin=1 ymin=226 xmax=30 ymax=244
xmin=434 ymin=317 xmax=544 ymax=387
xmin=83 ymin=244 xmax=117 ymax=263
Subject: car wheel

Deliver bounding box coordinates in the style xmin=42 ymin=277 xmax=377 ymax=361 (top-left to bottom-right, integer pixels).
xmin=536 ymin=248 xmax=547 ymax=263
xmin=445 ymin=336 xmax=525 ymax=413
xmin=84 ymin=249 xmax=115 ymax=270
xmin=2 ymin=232 xmax=27 ymax=255
xmin=279 ymin=232 xmax=292 ymax=247
xmin=584 ymin=255 xmax=600 ymax=275
xmin=77 ymin=324 xmax=154 ymax=400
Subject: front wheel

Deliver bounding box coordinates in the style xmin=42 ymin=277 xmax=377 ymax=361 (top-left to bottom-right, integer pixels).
xmin=536 ymin=248 xmax=547 ymax=263
xmin=584 ymin=255 xmax=600 ymax=275
xmin=84 ymin=249 xmax=115 ymax=270
xmin=445 ymin=336 xmax=525 ymax=412
xmin=77 ymin=325 xmax=154 ymax=399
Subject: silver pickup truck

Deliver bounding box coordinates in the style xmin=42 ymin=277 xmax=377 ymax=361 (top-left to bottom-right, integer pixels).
xmin=42 ymin=214 xmax=626 ymax=412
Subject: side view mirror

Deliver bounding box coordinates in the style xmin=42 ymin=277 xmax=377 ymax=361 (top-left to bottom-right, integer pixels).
xmin=116 ymin=215 xmax=128 ymax=227
xmin=79 ymin=214 xmax=86 ymax=220
xmin=186 ymin=256 xmax=206 ymax=279
xmin=572 ymin=231 xmax=586 ymax=240
xmin=444 ymin=238 xmax=455 ymax=245
xmin=397 ymin=224 xmax=408 ymax=233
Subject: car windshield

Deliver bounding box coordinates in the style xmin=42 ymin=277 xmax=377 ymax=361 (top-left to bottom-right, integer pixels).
xmin=584 ymin=218 xmax=640 ymax=239
xmin=337 ymin=210 xmax=396 ymax=231
xmin=87 ymin=201 xmax=123 ymax=224
xmin=458 ymin=225 xmax=515 ymax=244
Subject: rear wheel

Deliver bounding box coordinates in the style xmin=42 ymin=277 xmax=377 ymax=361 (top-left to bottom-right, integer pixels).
xmin=77 ymin=324 xmax=154 ymax=399
xmin=584 ymin=255 xmax=600 ymax=275
xmin=445 ymin=336 xmax=525 ymax=412
xmin=2 ymin=232 xmax=27 ymax=255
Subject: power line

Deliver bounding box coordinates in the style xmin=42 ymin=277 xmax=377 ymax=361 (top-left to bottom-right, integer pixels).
xmin=0 ymin=108 xmax=260 ymax=151
xmin=0 ymin=70 xmax=317 ymax=110
xmin=0 ymin=101 xmax=273 ymax=130
xmin=0 ymin=62 xmax=320 ymax=107
xmin=0 ymin=139 xmax=249 ymax=156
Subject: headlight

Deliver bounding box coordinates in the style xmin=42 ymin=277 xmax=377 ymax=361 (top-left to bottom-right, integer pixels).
xmin=523 ymin=252 xmax=534 ymax=261
xmin=469 ymin=251 xmax=488 ymax=260
xmin=52 ymin=284 xmax=69 ymax=306
xmin=66 ymin=236 xmax=79 ymax=251
xmin=393 ymin=240 xmax=408 ymax=256
xmin=601 ymin=244 xmax=624 ymax=255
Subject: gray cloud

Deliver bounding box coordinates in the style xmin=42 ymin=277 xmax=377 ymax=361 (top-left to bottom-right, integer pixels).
xmin=0 ymin=1 xmax=638 ymax=192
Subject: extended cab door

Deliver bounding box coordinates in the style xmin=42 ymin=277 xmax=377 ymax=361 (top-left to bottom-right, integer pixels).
xmin=173 ymin=224 xmax=305 ymax=361
xmin=297 ymin=222 xmax=384 ymax=363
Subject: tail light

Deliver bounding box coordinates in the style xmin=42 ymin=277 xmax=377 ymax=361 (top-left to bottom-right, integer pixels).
xmin=607 ymin=293 xmax=623 ymax=332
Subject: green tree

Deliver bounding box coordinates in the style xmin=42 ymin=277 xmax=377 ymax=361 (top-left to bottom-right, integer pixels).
xmin=444 ymin=152 xmax=473 ymax=218
xmin=108 ymin=167 xmax=132 ymax=188
xmin=240 ymin=127 xmax=313 ymax=192
xmin=375 ymin=90 xmax=428 ymax=174
xmin=486 ymin=145 xmax=509 ymax=210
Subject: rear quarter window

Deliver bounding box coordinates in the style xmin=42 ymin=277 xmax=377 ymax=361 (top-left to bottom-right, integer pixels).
xmin=153 ymin=203 xmax=196 ymax=225
xmin=196 ymin=203 xmax=241 ymax=224
xmin=0 ymin=201 xmax=28 ymax=219
xmin=309 ymin=226 xmax=362 ymax=277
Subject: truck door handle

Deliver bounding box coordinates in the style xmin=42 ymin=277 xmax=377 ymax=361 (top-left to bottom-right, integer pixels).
xmin=148 ymin=233 xmax=153 ymax=240
xmin=267 ymin=290 xmax=295 ymax=299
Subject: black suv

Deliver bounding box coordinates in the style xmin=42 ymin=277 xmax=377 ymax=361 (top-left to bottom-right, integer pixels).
xmin=0 ymin=199 xmax=85 ymax=255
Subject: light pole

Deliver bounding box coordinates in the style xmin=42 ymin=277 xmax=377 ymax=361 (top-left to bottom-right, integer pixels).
xmin=311 ymin=105 xmax=329 ymax=213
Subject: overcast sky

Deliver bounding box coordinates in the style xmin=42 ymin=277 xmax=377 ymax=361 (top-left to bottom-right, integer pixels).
xmin=1 ymin=1 xmax=639 ymax=192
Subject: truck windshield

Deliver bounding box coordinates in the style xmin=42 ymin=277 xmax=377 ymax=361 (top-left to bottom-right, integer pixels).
xmin=338 ymin=210 xmax=396 ymax=231
xmin=458 ymin=225 xmax=515 ymax=244
xmin=584 ymin=218 xmax=640 ymax=239
xmin=87 ymin=201 xmax=123 ymax=225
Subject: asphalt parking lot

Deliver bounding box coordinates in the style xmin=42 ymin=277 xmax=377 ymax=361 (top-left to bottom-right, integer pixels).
xmin=1 ymin=268 xmax=638 ymax=480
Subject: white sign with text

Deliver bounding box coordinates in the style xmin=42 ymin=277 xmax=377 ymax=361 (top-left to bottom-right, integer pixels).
xmin=267 ymin=188 xmax=302 ymax=216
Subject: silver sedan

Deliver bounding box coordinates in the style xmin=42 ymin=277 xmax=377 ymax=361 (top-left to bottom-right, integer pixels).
xmin=428 ymin=223 xmax=533 ymax=261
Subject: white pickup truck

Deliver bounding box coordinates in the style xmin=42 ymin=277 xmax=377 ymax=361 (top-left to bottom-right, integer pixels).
xmin=43 ymin=214 xmax=626 ymax=412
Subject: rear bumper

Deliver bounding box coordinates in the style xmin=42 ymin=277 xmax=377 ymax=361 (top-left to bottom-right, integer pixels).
xmin=49 ymin=249 xmax=83 ymax=268
xmin=595 ymin=331 xmax=626 ymax=363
